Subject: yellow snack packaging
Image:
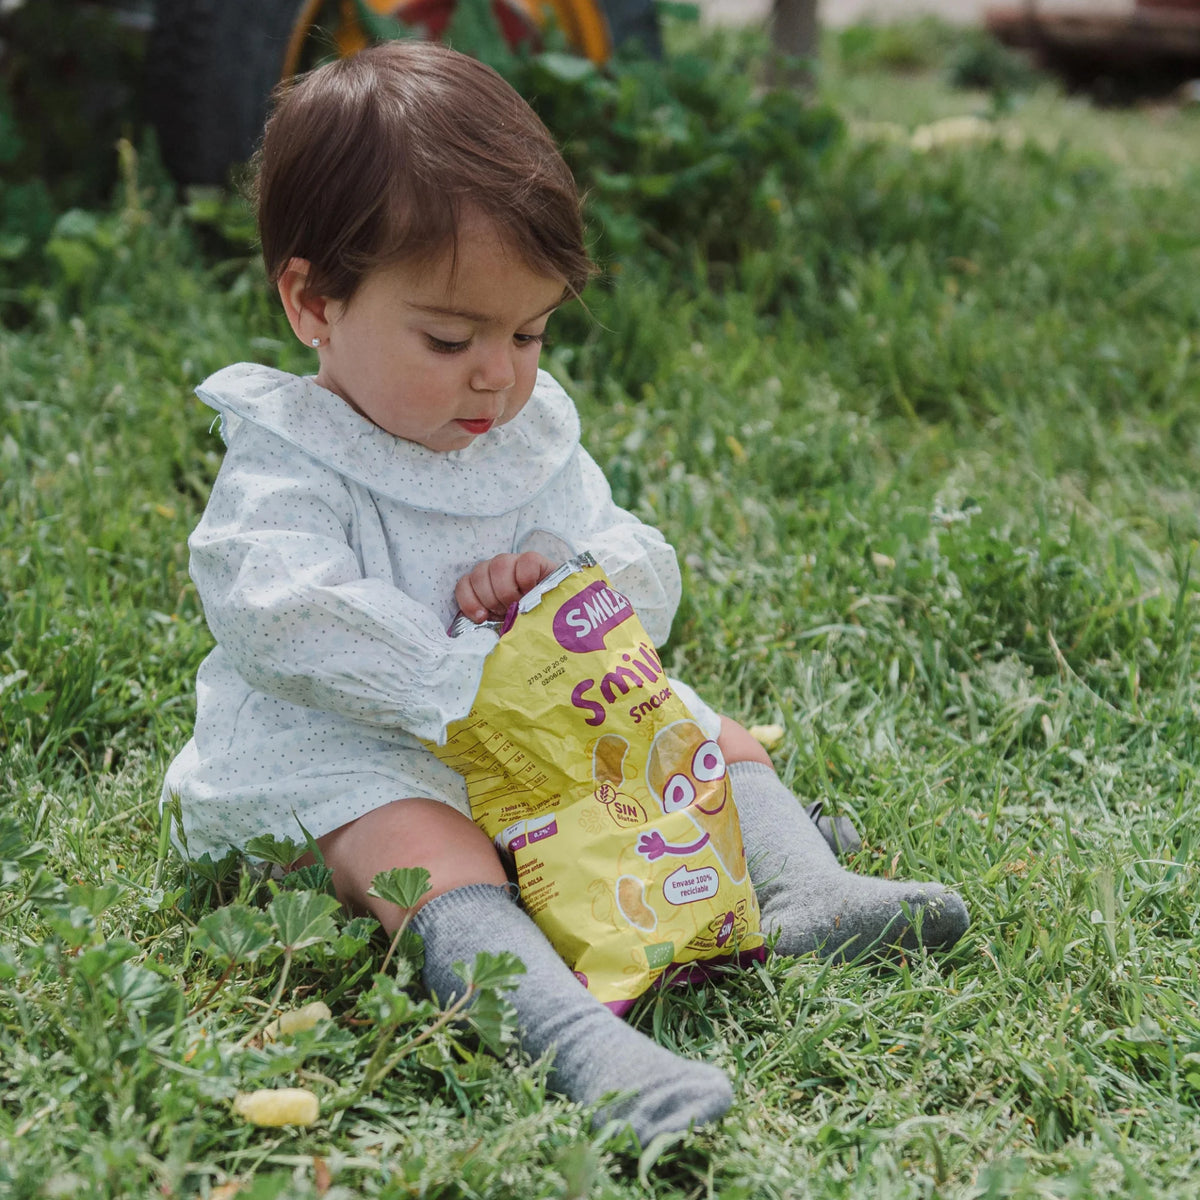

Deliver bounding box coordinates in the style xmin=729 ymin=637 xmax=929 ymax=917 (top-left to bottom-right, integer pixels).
xmin=429 ymin=554 xmax=763 ymax=1013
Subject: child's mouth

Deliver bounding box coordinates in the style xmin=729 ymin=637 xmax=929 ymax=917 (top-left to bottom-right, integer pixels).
xmin=457 ymin=418 xmax=495 ymax=434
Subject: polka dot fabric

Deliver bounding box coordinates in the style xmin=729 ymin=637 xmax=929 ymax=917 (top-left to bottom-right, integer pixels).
xmin=162 ymin=365 xmax=719 ymax=860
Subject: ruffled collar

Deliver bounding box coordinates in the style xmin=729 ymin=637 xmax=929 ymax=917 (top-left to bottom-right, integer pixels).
xmin=195 ymin=363 xmax=580 ymax=517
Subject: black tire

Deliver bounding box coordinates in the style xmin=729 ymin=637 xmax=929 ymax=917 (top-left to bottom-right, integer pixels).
xmin=144 ymin=0 xmax=304 ymax=186
xmin=144 ymin=0 xmax=664 ymax=187
xmin=599 ymin=0 xmax=661 ymax=57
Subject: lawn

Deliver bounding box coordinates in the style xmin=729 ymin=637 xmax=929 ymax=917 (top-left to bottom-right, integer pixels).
xmin=1 ymin=14 xmax=1199 ymax=1199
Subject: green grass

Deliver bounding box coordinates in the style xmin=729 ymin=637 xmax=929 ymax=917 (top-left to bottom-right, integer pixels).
xmin=2 ymin=19 xmax=1200 ymax=1199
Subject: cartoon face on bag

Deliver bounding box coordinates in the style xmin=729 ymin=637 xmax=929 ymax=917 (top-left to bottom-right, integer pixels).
xmin=646 ymin=720 xmax=746 ymax=883
xmin=646 ymin=721 xmax=727 ymax=815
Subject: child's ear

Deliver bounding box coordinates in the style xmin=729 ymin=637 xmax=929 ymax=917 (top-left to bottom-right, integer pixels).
xmin=277 ymin=257 xmax=336 ymax=348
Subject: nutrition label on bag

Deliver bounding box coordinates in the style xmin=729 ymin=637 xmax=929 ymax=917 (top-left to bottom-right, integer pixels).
xmin=515 ymin=854 xmax=561 ymax=917
xmin=436 ymin=719 xmax=557 ymax=818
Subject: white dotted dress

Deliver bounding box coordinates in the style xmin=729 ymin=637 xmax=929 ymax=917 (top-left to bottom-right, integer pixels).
xmin=162 ymin=363 xmax=719 ymax=860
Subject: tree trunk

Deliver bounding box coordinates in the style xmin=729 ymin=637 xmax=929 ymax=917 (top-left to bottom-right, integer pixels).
xmin=769 ymin=0 xmax=819 ymax=89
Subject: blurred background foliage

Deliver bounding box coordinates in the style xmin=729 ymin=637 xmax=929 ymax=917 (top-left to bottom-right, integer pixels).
xmin=0 ymin=1 xmax=844 ymax=308
xmin=0 ymin=0 xmax=1036 ymax=321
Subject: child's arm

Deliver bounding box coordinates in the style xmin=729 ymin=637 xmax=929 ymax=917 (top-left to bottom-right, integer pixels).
xmin=189 ymin=429 xmax=497 ymax=743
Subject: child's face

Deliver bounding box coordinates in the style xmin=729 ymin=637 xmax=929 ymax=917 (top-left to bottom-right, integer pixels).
xmin=313 ymin=217 xmax=565 ymax=452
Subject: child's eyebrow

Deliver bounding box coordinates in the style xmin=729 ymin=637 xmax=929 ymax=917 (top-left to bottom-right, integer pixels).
xmin=408 ymin=300 xmax=560 ymax=325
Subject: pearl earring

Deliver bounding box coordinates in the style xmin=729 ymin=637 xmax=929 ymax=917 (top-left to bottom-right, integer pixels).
xmin=310 ymin=337 xmax=321 ymax=347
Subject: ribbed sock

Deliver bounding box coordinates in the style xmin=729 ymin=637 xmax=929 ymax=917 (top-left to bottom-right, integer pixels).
xmin=412 ymin=883 xmax=733 ymax=1143
xmin=731 ymin=761 xmax=969 ymax=960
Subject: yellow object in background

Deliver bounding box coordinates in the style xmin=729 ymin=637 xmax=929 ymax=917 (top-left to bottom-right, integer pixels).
xmin=748 ymin=723 xmax=785 ymax=751
xmin=430 ymin=556 xmax=763 ymax=1012
xmin=232 ymin=1087 xmax=320 ymax=1127
xmin=262 ymin=1000 xmax=333 ymax=1043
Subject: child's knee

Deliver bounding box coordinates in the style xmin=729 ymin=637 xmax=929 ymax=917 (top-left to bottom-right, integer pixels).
xmin=316 ymin=797 xmax=507 ymax=929
xmin=717 ymin=716 xmax=773 ymax=767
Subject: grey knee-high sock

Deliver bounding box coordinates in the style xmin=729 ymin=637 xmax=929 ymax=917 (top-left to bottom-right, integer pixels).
xmin=412 ymin=883 xmax=732 ymax=1143
xmin=731 ymin=762 xmax=969 ymax=960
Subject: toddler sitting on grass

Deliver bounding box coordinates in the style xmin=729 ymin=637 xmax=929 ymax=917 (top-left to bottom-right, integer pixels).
xmin=163 ymin=40 xmax=969 ymax=1144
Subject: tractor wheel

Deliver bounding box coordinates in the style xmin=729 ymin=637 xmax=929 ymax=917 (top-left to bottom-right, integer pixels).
xmin=144 ymin=0 xmax=303 ymax=187
xmin=144 ymin=0 xmax=661 ymax=187
xmin=144 ymin=0 xmax=544 ymax=186
xmin=598 ymin=0 xmax=661 ymax=57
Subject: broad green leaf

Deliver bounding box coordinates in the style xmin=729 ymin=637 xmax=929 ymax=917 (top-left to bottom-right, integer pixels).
xmin=41 ymin=904 xmax=98 ymax=951
xmin=342 ymin=915 xmax=379 ymax=943
xmin=194 ymin=904 xmax=274 ymax=964
xmin=66 ymin=880 xmax=124 ymax=916
xmin=0 ymin=945 xmax=21 ymax=982
xmin=0 ymin=232 xmax=28 ymax=260
xmin=367 ymin=867 xmax=431 ymax=912
xmin=51 ymin=208 xmax=101 ymax=239
xmin=242 ymin=833 xmax=304 ymax=868
xmin=26 ymin=866 xmax=67 ymax=907
xmin=138 ymin=886 xmax=185 ymax=914
xmin=0 ymin=818 xmax=48 ymax=891
xmin=358 ymin=971 xmax=433 ymax=1028
xmin=0 ymin=816 xmax=44 ymax=869
xmin=465 ymin=987 xmax=517 ymax=1056
xmin=73 ymin=939 xmax=138 ymax=984
xmin=230 ymin=1172 xmax=301 ymax=1200
xmin=45 ymin=237 xmax=100 ymax=285
xmin=267 ymin=890 xmax=340 ymax=952
xmin=333 ymin=915 xmax=379 ymax=960
xmin=455 ymin=950 xmax=525 ymax=993
xmin=106 ymin=961 xmax=172 ymax=1010
xmin=278 ymin=864 xmax=334 ymax=895
xmin=185 ymin=850 xmax=241 ymax=886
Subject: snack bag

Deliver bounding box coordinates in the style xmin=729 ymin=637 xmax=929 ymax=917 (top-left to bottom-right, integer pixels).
xmin=429 ymin=554 xmax=763 ymax=1012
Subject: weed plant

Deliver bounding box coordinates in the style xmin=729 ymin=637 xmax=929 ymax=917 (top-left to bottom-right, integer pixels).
xmin=2 ymin=16 xmax=1199 ymax=1200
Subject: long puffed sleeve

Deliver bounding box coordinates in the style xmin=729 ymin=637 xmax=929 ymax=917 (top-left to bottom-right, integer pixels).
xmin=189 ymin=428 xmax=497 ymax=744
xmin=520 ymin=448 xmax=681 ymax=645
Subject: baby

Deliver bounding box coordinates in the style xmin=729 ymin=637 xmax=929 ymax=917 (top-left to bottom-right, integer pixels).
xmin=164 ymin=41 xmax=969 ymax=1144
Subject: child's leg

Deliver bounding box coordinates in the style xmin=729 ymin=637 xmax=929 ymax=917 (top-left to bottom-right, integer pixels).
xmin=316 ymin=799 xmax=732 ymax=1142
xmin=314 ymin=797 xmax=510 ymax=920
xmin=414 ymin=882 xmax=731 ymax=1141
xmin=717 ymin=721 xmax=969 ymax=960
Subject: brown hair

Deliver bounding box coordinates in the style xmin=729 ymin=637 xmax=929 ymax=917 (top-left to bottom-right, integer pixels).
xmin=254 ymin=40 xmax=592 ymax=303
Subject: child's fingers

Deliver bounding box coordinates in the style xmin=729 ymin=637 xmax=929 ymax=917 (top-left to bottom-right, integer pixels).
xmin=481 ymin=555 xmax=519 ymax=612
xmin=455 ymin=555 xmax=519 ymax=620
xmin=454 ymin=564 xmax=497 ymax=621
xmin=513 ymin=551 xmax=555 ymax=594
xmin=485 ymin=553 xmax=548 ymax=610
xmin=455 ymin=553 xmax=555 ymax=622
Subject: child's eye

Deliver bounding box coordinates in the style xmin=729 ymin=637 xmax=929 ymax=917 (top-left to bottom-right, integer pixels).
xmin=514 ymin=332 xmax=546 ymax=348
xmin=426 ymin=335 xmax=470 ymax=354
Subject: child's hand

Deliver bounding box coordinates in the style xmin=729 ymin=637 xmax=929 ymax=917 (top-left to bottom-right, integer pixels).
xmin=455 ymin=552 xmax=556 ymax=623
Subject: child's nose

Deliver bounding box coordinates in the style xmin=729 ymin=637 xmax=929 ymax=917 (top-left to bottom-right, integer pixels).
xmin=471 ymin=343 xmax=516 ymax=392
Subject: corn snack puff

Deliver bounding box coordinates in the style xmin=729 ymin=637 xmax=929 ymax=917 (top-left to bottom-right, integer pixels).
xmin=429 ymin=554 xmax=763 ymax=1012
